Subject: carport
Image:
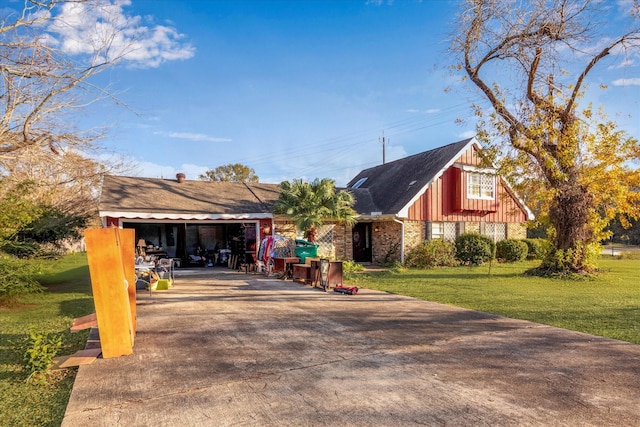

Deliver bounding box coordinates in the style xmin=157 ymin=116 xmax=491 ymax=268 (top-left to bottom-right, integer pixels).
xmin=99 ymin=174 xmax=279 ymax=265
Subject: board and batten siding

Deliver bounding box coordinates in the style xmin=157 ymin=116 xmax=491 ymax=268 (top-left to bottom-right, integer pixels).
xmin=407 ymin=146 xmax=528 ymax=223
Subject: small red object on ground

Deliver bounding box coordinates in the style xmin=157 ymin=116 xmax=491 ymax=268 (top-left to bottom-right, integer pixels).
xmin=333 ymin=285 xmax=358 ymax=295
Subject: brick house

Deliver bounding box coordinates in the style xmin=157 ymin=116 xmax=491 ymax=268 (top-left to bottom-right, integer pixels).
xmin=98 ymin=138 xmax=532 ymax=265
xmin=344 ymin=138 xmax=533 ymax=264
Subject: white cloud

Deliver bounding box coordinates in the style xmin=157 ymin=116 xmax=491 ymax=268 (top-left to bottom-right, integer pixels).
xmin=425 ymin=108 xmax=440 ymax=114
xmin=612 ymin=78 xmax=640 ymax=86
xmin=47 ymin=0 xmax=195 ymax=68
xmin=163 ymin=132 xmax=232 ymax=143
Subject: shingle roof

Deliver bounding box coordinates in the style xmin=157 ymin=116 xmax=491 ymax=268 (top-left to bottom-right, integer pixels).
xmin=346 ymin=138 xmax=474 ymax=215
xmin=99 ymin=175 xmax=280 ymax=218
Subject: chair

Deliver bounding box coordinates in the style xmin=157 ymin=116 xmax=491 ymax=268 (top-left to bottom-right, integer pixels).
xmin=157 ymin=258 xmax=174 ymax=280
xmin=134 ymin=257 xmax=157 ymax=293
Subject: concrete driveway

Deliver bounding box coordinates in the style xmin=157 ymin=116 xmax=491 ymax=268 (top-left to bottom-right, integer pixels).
xmin=62 ymin=268 xmax=640 ymax=426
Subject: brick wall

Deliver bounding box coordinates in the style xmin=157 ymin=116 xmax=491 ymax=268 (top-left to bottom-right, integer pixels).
xmin=464 ymin=222 xmax=480 ymax=234
xmin=273 ymin=219 xmax=297 ymax=240
xmin=274 ymin=219 xmax=354 ymax=261
xmin=371 ymin=221 xmax=402 ymax=264
xmin=507 ymin=222 xmax=527 ymax=239
xmin=404 ymin=220 xmax=425 ymax=255
xmin=332 ymin=223 xmax=352 ymax=260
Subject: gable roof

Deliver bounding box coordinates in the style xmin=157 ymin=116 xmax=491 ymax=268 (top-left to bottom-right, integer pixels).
xmin=346 ymin=138 xmax=475 ymax=216
xmin=99 ymin=175 xmax=280 ymax=220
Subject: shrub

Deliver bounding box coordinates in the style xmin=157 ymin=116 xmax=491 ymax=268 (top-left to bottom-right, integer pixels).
xmin=342 ymin=259 xmax=365 ymax=274
xmin=522 ymin=238 xmax=552 ymax=260
xmin=16 ymin=206 xmax=89 ymax=244
xmin=387 ymin=260 xmax=406 ymax=274
xmin=405 ymin=239 xmax=458 ymax=268
xmin=20 ymin=329 xmax=63 ymax=384
xmin=0 ymin=254 xmax=44 ymax=306
xmin=455 ymin=233 xmax=495 ymax=265
xmin=0 ymin=240 xmax=41 ymax=258
xmin=496 ymin=239 xmax=529 ymax=262
xmin=381 ymin=241 xmax=401 ymax=267
xmin=529 ymin=241 xmax=601 ymax=277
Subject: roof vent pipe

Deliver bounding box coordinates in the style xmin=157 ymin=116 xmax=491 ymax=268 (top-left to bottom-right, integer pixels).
xmin=176 ymin=173 xmax=186 ymax=183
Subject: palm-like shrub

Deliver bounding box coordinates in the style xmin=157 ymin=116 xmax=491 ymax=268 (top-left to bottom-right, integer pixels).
xmin=272 ymin=178 xmax=356 ymax=242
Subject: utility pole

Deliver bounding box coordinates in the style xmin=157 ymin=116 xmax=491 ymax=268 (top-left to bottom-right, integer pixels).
xmin=380 ymin=131 xmax=387 ymax=164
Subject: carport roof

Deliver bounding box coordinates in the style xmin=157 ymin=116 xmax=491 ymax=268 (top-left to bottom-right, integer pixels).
xmin=99 ymin=175 xmax=281 ymax=220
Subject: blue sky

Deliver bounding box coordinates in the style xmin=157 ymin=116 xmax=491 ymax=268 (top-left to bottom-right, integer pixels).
xmin=41 ymin=0 xmax=640 ymax=186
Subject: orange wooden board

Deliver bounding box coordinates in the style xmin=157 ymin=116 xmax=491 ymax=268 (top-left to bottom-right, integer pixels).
xmin=51 ymin=348 xmax=103 ymax=369
xmin=85 ymin=228 xmax=134 ymax=358
xmin=119 ymin=228 xmax=137 ymax=332
xmin=70 ymin=313 xmax=98 ymax=332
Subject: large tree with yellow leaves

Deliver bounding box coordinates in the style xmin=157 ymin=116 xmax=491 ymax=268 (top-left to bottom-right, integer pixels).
xmin=451 ymin=0 xmax=640 ymax=274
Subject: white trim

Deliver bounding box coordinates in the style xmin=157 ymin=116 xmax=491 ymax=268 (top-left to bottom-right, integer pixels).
xmin=454 ymin=163 xmax=497 ymax=174
xmin=466 ymin=171 xmax=496 ymax=200
xmin=100 ymin=211 xmax=273 ymax=221
xmin=398 ymin=138 xmax=478 ymax=217
xmin=355 ymin=213 xmax=396 ymax=221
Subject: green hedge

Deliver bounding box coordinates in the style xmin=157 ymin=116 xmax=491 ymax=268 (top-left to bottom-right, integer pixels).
xmin=455 ymin=233 xmax=495 ymax=265
xmin=405 ymin=239 xmax=458 ymax=268
xmin=496 ymin=239 xmax=529 ymax=262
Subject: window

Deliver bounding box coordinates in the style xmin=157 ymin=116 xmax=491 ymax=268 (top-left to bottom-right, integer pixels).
xmin=444 ymin=223 xmax=457 ymax=241
xmin=467 ymin=172 xmax=495 ymax=200
xmin=482 ymin=223 xmax=506 ymax=241
xmin=429 ymin=222 xmax=457 ymax=241
xmin=352 ymin=177 xmax=368 ymax=189
xmin=431 ymin=222 xmax=444 ymax=240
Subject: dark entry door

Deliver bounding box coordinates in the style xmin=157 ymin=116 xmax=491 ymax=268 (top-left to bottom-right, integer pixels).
xmin=352 ymin=223 xmax=372 ymax=263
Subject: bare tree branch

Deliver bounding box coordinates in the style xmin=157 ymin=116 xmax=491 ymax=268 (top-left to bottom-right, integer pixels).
xmin=451 ymin=0 xmax=640 ymax=272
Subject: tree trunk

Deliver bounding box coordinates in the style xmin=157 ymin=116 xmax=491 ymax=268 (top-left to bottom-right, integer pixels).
xmin=545 ymin=181 xmax=595 ymax=272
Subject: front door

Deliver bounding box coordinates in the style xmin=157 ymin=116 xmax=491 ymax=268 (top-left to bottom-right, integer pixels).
xmin=352 ymin=223 xmax=372 ymax=263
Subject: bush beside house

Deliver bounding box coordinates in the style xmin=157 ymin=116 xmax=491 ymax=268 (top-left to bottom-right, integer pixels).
xmin=405 ymin=240 xmax=458 ymax=268
xmin=455 ymin=233 xmax=496 ymax=265
xmin=496 ymin=239 xmax=529 ymax=262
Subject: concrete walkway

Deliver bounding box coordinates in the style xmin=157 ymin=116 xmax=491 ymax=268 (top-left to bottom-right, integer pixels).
xmin=62 ymin=269 xmax=640 ymax=426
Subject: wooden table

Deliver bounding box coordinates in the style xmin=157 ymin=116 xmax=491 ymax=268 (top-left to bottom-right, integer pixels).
xmin=292 ymin=264 xmax=313 ymax=284
xmin=273 ymin=257 xmax=300 ymax=279
xmin=310 ymin=259 xmax=343 ymax=289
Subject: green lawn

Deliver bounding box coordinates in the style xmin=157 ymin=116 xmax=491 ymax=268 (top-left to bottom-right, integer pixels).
xmin=0 ymin=252 xmax=94 ymax=427
xmin=347 ymin=256 xmax=640 ymax=344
